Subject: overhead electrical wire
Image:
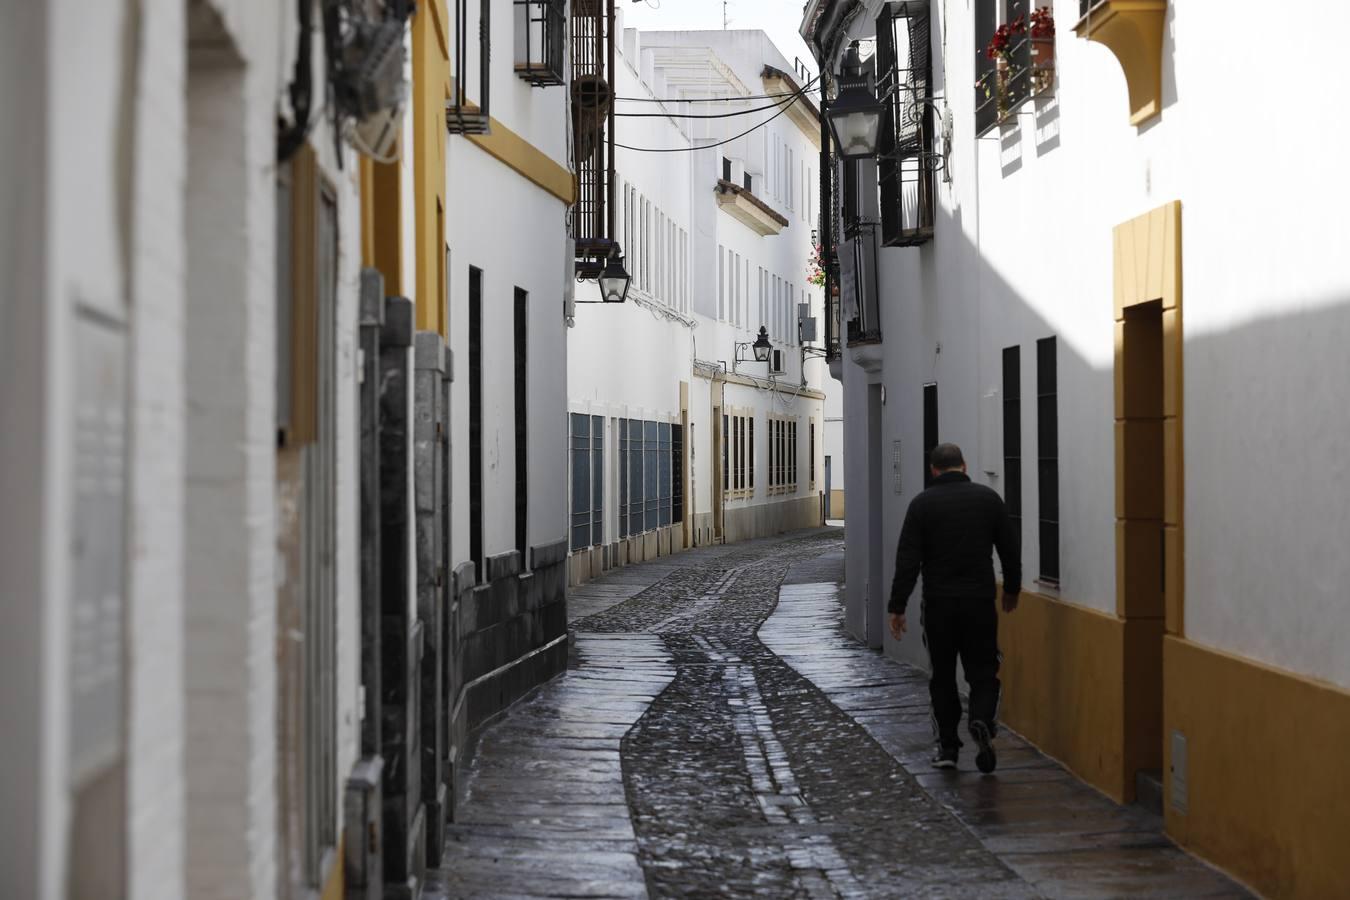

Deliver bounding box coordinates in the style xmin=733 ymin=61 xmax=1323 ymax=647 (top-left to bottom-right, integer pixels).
xmin=615 ymin=87 xmax=818 ymax=119
xmin=613 ymin=74 xmax=820 ymax=152
xmin=615 ymin=87 xmax=819 ymax=103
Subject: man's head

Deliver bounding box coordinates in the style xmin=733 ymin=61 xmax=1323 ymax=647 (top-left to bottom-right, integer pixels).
xmin=929 ymin=442 xmax=966 ymax=477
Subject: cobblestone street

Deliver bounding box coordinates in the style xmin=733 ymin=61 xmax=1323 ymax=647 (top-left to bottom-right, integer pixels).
xmin=428 ymin=529 xmax=1249 ymax=899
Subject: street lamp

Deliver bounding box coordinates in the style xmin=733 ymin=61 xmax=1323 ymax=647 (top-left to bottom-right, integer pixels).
xmin=598 ymin=253 xmax=631 ymax=303
xmin=751 ymin=325 xmax=772 ymax=362
xmin=734 ymin=326 xmax=774 ymax=372
xmin=825 ymin=42 xmax=883 ymax=160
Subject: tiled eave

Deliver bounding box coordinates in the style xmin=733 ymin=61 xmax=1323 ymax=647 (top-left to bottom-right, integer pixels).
xmin=714 ymin=180 xmax=788 ymax=236
xmin=761 ymin=66 xmax=822 ymax=149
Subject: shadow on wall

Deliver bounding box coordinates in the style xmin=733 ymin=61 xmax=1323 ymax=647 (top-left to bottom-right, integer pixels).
xmin=853 ymin=192 xmax=1350 ymax=899
xmin=868 ymin=199 xmax=1114 ymax=671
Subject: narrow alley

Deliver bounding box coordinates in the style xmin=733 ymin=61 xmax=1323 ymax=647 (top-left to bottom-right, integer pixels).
xmin=11 ymin=1 xmax=1350 ymax=897
xmin=429 ymin=529 xmax=1246 ymax=899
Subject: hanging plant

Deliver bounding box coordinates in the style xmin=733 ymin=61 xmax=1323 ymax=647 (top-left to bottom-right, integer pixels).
xmin=807 ymin=243 xmax=826 ymax=288
xmin=1029 ymin=7 xmax=1056 ymax=94
xmin=980 ymin=15 xmax=1027 ymax=120
xmin=1029 ymin=6 xmax=1055 ymax=39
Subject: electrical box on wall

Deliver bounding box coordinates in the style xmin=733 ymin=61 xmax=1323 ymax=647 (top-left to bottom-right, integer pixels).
xmin=797 ymin=303 xmax=817 ymax=342
xmin=768 ymin=349 xmax=786 ymax=376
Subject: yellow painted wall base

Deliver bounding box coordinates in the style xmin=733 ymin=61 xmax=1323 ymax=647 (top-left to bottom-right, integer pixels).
xmin=998 ymin=591 xmax=1133 ymax=802
xmin=1164 ymin=636 xmax=1350 ymax=899
xmin=828 ymin=489 xmax=846 ymax=519
xmin=319 ymin=835 xmax=344 ymax=900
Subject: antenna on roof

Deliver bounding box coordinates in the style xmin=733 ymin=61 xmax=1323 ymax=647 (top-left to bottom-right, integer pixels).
xmin=723 ymin=0 xmax=728 ymax=29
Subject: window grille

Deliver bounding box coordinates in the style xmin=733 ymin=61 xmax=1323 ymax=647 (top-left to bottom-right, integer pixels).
xmin=570 ymin=414 xmax=592 ymax=551
xmin=722 ymin=413 xmax=730 ymax=495
xmin=628 ymin=419 xmax=645 ymax=534
xmin=469 ymin=267 xmax=484 ymax=576
xmin=447 ymin=0 xmax=490 ymax=133
xmin=514 ymin=0 xmax=565 ymax=87
xmin=1002 ymin=346 xmax=1023 ymax=536
xmin=572 ymin=0 xmax=616 ymax=277
xmin=876 ymin=1 xmax=936 ymax=247
xmin=643 ymin=421 xmax=659 ymax=527
xmin=843 ymin=218 xmax=882 ymax=345
xmin=748 ymin=418 xmax=755 ymax=490
xmin=658 ymin=423 xmax=672 ymax=526
xmin=1002 ymin=0 xmax=1033 ymax=111
xmin=1037 ymin=337 xmax=1059 ymax=582
xmin=923 ymin=383 xmax=939 ymax=488
xmin=618 ymin=418 xmax=629 ymax=538
xmin=975 ymin=0 xmax=999 ymax=135
xmin=672 ymin=423 xmax=684 ymax=524
xmin=515 ymin=289 xmax=529 ymax=560
xmin=810 ymin=422 xmax=816 ymax=488
xmin=591 ymin=416 xmax=603 ymax=545
xmin=571 ymin=414 xmax=605 ymax=551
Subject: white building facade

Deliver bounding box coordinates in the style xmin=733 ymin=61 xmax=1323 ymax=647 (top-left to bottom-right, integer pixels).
xmin=0 ymin=1 xmax=387 ymax=897
xmin=803 ymin=0 xmax=1350 ymax=896
xmin=441 ymin=0 xmax=574 ymax=773
xmin=567 ymin=24 xmax=840 ymax=584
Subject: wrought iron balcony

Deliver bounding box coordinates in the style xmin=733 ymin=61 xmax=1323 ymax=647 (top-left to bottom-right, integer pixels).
xmin=514 ymin=0 xmax=566 ymax=87
xmin=446 ymin=0 xmax=491 ymax=133
xmin=840 ymin=217 xmax=882 ymax=349
xmin=875 ymin=1 xmax=935 ymax=247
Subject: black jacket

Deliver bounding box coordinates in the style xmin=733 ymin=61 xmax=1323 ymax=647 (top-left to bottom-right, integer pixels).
xmin=888 ymin=471 xmax=1022 ymax=614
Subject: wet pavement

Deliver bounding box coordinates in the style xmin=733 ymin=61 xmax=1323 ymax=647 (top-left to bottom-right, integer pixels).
xmin=428 ymin=528 xmax=1249 ymax=899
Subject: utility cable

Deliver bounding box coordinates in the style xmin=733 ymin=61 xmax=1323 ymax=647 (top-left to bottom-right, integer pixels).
xmin=614 ymin=76 xmax=819 ymax=153
xmin=615 ymin=78 xmax=819 ymax=119
xmin=615 ymin=87 xmax=819 ymax=103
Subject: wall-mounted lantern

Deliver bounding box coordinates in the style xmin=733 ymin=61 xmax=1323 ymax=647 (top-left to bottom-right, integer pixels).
xmin=824 ymin=43 xmax=883 ymax=160
xmin=752 ymin=326 xmax=773 ymax=361
xmin=733 ymin=326 xmax=774 ymax=371
xmin=597 ymin=254 xmax=631 ymax=303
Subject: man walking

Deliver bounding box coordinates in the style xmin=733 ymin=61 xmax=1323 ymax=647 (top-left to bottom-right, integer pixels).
xmin=888 ymin=443 xmax=1021 ymax=773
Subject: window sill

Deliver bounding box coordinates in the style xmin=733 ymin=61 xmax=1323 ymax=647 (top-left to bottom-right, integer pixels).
xmin=1033 ymin=577 xmax=1061 ymax=598
xmin=713 ymin=179 xmax=788 ymax=236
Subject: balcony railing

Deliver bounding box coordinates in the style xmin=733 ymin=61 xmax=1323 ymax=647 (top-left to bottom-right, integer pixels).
xmin=571 ymin=0 xmax=616 ymax=277
xmin=514 ymin=0 xmax=566 ymax=87
xmin=876 ymin=1 xmax=935 ymax=247
xmin=447 ymin=0 xmax=491 ymax=133
xmin=840 ymin=218 xmax=882 ymax=346
xmin=976 ymin=35 xmax=1054 ymax=135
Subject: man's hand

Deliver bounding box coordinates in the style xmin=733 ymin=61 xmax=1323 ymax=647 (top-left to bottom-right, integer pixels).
xmin=1002 ymin=590 xmax=1020 ymax=613
xmin=888 ymin=613 xmax=907 ymax=641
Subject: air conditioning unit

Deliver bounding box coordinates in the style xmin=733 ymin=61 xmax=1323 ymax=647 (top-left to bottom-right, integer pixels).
xmin=768 ymin=348 xmax=786 ymax=376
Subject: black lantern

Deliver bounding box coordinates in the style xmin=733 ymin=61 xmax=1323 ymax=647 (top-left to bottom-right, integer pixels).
xmin=598 ymin=254 xmax=631 ymax=303
xmin=825 ymin=42 xmax=884 ymax=160
xmin=752 ymin=326 xmax=772 ymax=362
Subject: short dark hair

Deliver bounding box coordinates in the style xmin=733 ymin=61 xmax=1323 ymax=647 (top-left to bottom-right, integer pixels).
xmin=930 ymin=442 xmax=964 ymax=471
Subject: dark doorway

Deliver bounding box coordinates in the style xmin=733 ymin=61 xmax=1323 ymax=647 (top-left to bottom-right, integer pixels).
xmin=514 ymin=288 xmax=528 ymax=564
xmin=469 ymin=267 xmax=484 ymax=579
xmin=922 ymin=382 xmax=938 ymax=487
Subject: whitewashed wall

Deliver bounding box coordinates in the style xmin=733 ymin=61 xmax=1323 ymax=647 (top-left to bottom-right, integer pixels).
xmin=0 ymin=2 xmax=370 ymax=897
xmin=567 ymin=26 xmax=831 ymax=556
xmin=830 ymin=0 xmax=1350 ymax=688
xmin=446 ymin=19 xmax=570 ymax=567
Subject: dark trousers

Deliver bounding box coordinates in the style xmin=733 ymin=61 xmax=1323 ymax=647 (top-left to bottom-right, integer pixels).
xmin=921 ymin=596 xmax=1002 ymax=749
